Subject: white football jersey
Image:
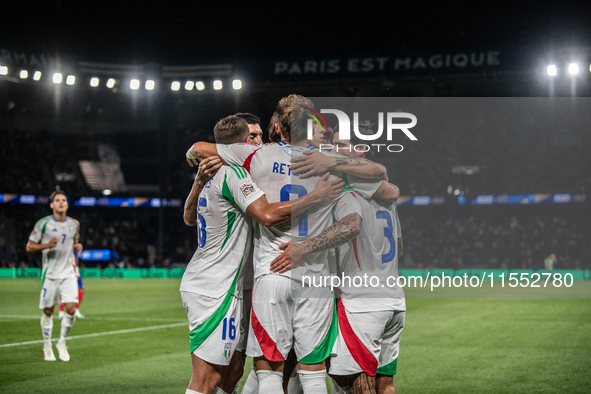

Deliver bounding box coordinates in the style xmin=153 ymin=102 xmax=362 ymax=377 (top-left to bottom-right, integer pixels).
xmin=218 ymin=142 xmax=350 ymax=280
xmin=29 ymin=215 xmax=80 ymax=280
xmin=180 ymin=165 xmax=264 ymax=299
xmin=334 ymin=175 xmax=406 ymax=312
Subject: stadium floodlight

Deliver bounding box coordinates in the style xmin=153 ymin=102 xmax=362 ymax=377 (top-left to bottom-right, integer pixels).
xmin=0 ymin=66 xmax=7 ymax=75
xmin=33 ymin=71 xmax=42 ymax=81
xmin=53 ymin=73 xmax=63 ymax=84
xmin=90 ymin=77 xmax=100 ymax=87
xmin=196 ymin=81 xmax=205 ymax=91
xmin=66 ymin=75 xmax=76 ymax=85
xmin=185 ymin=81 xmax=195 ymax=91
xmin=130 ymin=79 xmax=140 ymax=90
xmin=20 ymin=70 xmax=28 ymax=79
xmin=106 ymin=78 xmax=116 ymax=88
xmin=145 ymin=80 xmax=155 ymax=90
xmin=102 ymin=189 xmax=112 ymax=196
xmin=547 ymin=65 xmax=557 ymax=76
xmin=213 ymin=80 xmax=223 ymax=90
xmin=171 ymin=81 xmax=180 ymax=91
xmin=568 ymin=63 xmax=579 ymax=75
xmin=232 ymin=79 xmax=242 ymax=90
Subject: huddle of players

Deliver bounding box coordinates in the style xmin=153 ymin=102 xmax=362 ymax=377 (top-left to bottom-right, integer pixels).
xmin=181 ymin=95 xmax=405 ymax=394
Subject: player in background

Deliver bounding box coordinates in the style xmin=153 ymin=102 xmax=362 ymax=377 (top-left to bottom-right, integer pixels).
xmin=181 ymin=115 xmax=344 ymax=394
xmin=59 ymin=269 xmax=85 ymax=319
xmin=186 ymin=95 xmax=364 ymax=394
xmin=26 ymin=190 xmax=83 ymax=362
xmin=544 ymin=254 xmax=557 ymax=273
xmin=235 ymin=112 xmax=264 ymax=145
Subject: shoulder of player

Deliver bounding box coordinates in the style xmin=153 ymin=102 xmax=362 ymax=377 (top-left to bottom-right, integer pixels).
xmin=34 ymin=215 xmax=52 ymax=228
xmin=67 ymin=217 xmax=80 ymax=226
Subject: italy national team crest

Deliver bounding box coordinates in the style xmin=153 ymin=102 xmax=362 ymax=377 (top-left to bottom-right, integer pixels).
xmin=240 ymin=183 xmax=256 ymax=198
xmin=224 ymin=342 xmax=232 ymax=360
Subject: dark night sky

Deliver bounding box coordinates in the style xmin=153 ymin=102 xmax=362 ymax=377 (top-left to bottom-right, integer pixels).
xmin=2 ymin=0 xmax=591 ymax=64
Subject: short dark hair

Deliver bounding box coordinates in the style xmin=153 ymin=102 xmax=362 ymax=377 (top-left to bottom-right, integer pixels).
xmin=49 ymin=190 xmax=67 ymax=202
xmin=335 ymin=120 xmax=376 ymax=160
xmin=234 ymin=113 xmax=261 ymax=125
xmin=267 ymin=112 xmax=281 ymax=142
xmin=213 ymin=116 xmax=250 ymax=144
xmin=275 ymin=94 xmax=315 ymax=144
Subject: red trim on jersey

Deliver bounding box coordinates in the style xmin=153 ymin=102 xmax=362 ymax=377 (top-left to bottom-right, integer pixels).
xmin=337 ymin=299 xmax=378 ymax=376
xmin=250 ymin=289 xmax=285 ymax=362
xmin=242 ymin=148 xmax=261 ymax=174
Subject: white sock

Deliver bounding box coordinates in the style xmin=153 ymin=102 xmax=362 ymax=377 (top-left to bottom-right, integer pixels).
xmin=288 ymin=364 xmax=303 ymax=394
xmin=298 ymin=369 xmax=328 ymax=394
xmin=185 ymin=389 xmax=201 ymax=394
xmin=40 ymin=314 xmax=53 ymax=346
xmin=241 ymin=366 xmax=259 ymax=394
xmin=213 ymin=388 xmax=228 ymax=394
xmin=256 ymin=369 xmax=283 ymax=394
xmin=59 ymin=313 xmax=76 ymax=343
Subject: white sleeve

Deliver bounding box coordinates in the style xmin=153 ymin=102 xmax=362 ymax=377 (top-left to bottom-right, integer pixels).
xmin=218 ymin=143 xmax=260 ymax=167
xmin=346 ymin=174 xmax=382 ymax=200
xmin=333 ymin=192 xmax=362 ymax=221
xmin=29 ymin=219 xmax=45 ymax=243
xmin=223 ymin=166 xmax=265 ymax=212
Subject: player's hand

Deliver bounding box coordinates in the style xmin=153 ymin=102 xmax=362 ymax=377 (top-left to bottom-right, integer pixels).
xmin=186 ymin=146 xmax=200 ymax=167
xmin=74 ymin=243 xmax=83 ymax=253
xmin=311 ymin=172 xmax=345 ymax=202
xmin=270 ymin=242 xmax=307 ymax=274
xmin=47 ymin=238 xmax=58 ymax=249
xmin=290 ymin=150 xmax=337 ymax=179
xmin=196 ymin=157 xmax=222 ymax=183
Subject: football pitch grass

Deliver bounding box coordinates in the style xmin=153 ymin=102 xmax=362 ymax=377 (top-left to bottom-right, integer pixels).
xmin=1 ymin=279 xmax=590 ymax=393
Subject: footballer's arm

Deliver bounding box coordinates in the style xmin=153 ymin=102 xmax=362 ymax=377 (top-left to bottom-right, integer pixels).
xmin=184 ymin=157 xmax=223 ymax=226
xmin=373 ymin=181 xmax=400 ymax=203
xmin=290 ymin=150 xmax=388 ymax=181
xmin=270 ymin=213 xmax=362 ymax=273
xmin=246 ymin=173 xmax=344 ymax=228
xmin=186 ymin=142 xmax=226 ymax=167
xmin=26 ymin=238 xmax=57 ymax=253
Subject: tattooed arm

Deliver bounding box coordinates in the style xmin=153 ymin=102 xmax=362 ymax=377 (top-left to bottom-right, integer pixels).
xmin=270 ymin=213 xmax=362 ymax=274
xmin=290 ymin=150 xmax=388 ymax=180
xmin=372 ymin=181 xmax=399 ymax=203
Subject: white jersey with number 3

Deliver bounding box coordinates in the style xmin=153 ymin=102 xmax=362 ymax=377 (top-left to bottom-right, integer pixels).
xmin=180 ymin=165 xmax=264 ymax=299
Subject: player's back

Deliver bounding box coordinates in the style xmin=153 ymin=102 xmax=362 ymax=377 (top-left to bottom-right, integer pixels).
xmin=218 ymin=142 xmax=341 ymax=280
xmin=180 ymin=165 xmax=263 ymax=299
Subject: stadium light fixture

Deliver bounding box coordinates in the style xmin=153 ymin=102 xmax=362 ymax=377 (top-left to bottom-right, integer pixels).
xmin=213 ymin=80 xmax=223 ymax=90
xmin=33 ymin=71 xmax=42 ymax=81
xmin=53 ymin=73 xmax=63 ymax=84
xmin=145 ymin=80 xmax=155 ymax=90
xmin=568 ymin=63 xmax=579 ymax=75
xmin=106 ymin=78 xmax=116 ymax=88
xmin=185 ymin=81 xmax=195 ymax=91
xmin=232 ymin=79 xmax=242 ymax=90
xmin=90 ymin=77 xmax=100 ymax=87
xmin=0 ymin=65 xmax=7 ymax=75
xmin=66 ymin=75 xmax=76 ymax=85
xmin=547 ymin=65 xmax=557 ymax=76
xmin=102 ymin=189 xmax=112 ymax=196
xmin=196 ymin=81 xmax=205 ymax=91
xmin=130 ymin=79 xmax=140 ymax=90
xmin=20 ymin=70 xmax=28 ymax=79
xmin=171 ymin=81 xmax=180 ymax=91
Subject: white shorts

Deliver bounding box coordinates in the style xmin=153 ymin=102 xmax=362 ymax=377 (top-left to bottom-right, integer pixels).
xmin=39 ymin=277 xmax=78 ymax=309
xmin=246 ymin=274 xmax=336 ymax=364
xmin=329 ymin=300 xmax=405 ymax=377
xmin=181 ymin=291 xmax=243 ymax=366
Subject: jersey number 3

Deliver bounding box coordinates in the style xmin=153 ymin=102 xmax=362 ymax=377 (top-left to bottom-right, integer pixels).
xmin=197 ymin=197 xmax=207 ymax=248
xmin=376 ymin=210 xmax=396 ymax=264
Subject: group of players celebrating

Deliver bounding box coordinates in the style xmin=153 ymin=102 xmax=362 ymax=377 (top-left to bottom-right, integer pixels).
xmin=182 ymin=95 xmax=405 ymax=394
